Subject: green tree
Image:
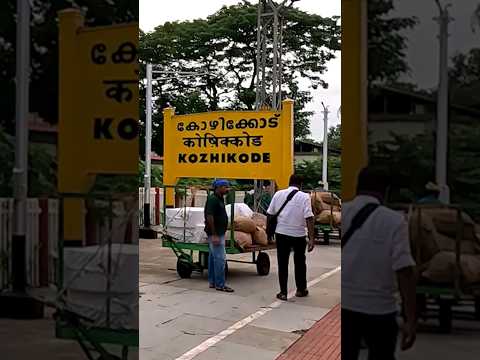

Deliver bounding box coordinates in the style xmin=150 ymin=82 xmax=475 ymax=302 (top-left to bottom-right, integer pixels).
xmin=367 ymin=0 xmax=417 ymax=84
xmin=0 ymin=0 xmax=138 ymax=133
xmin=0 ymin=128 xmax=57 ymax=197
xmin=139 ymin=1 xmax=340 ymax=154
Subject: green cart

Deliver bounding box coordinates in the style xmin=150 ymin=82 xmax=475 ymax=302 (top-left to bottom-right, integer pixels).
xmin=161 ymin=186 xmax=275 ymax=279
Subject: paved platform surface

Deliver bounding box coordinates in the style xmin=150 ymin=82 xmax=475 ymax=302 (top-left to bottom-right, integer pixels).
xmin=140 ymin=239 xmax=341 ymax=360
xmin=277 ymin=304 xmax=340 ymax=360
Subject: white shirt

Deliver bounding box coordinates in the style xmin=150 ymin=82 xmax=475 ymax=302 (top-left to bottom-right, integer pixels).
xmin=267 ymin=186 xmax=314 ymax=237
xmin=341 ymin=195 xmax=415 ymax=315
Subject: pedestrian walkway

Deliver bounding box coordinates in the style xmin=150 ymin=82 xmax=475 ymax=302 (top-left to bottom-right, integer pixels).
xmin=276 ymin=304 xmax=340 ymax=360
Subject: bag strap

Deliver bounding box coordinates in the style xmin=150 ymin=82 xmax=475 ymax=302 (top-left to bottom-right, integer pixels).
xmin=276 ymin=190 xmax=299 ymax=217
xmin=341 ymin=203 xmax=379 ymax=249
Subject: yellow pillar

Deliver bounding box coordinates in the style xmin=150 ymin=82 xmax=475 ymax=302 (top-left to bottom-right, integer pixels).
xmin=278 ymin=98 xmax=294 ymax=190
xmin=58 ymin=9 xmax=89 ymax=243
xmin=162 ymin=107 xmax=176 ymax=207
xmin=342 ymin=0 xmax=368 ymax=200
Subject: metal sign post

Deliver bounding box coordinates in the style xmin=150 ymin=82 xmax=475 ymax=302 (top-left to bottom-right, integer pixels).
xmin=434 ymin=0 xmax=452 ymax=204
xmin=0 ymin=0 xmax=44 ymax=320
xmin=144 ymin=63 xmax=153 ymax=229
xmin=321 ymin=102 xmax=329 ymax=191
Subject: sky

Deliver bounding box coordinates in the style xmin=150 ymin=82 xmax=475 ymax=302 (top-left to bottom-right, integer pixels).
xmin=139 ymin=0 xmax=341 ymax=142
xmin=393 ymin=0 xmax=479 ymax=90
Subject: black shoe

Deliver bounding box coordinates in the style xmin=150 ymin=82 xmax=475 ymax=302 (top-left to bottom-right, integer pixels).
xmin=216 ymin=286 xmax=234 ymax=293
xmin=276 ymin=293 xmax=288 ymax=301
xmin=295 ymin=289 xmax=309 ymax=297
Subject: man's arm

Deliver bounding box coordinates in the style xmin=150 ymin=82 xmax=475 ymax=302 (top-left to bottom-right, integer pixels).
xmin=391 ymin=221 xmax=417 ymax=351
xmin=206 ymin=214 xmax=220 ymax=245
xmin=397 ymin=266 xmax=417 ymax=350
xmin=306 ymin=216 xmax=315 ymax=252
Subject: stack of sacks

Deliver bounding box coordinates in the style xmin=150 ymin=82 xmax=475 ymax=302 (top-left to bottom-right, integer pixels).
xmin=311 ymin=192 xmax=341 ymax=227
xmin=226 ymin=203 xmax=254 ymax=224
xmin=409 ymin=208 xmax=480 ymax=285
xmin=164 ymin=207 xmax=208 ymax=244
xmin=252 ymin=212 xmax=267 ymax=230
xmin=229 ymin=212 xmax=270 ymax=249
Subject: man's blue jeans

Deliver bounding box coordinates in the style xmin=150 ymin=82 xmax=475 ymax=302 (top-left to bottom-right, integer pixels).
xmin=208 ymin=235 xmax=226 ymax=288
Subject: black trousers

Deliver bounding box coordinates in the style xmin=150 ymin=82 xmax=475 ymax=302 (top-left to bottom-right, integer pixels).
xmin=275 ymin=233 xmax=307 ymax=294
xmin=342 ymin=308 xmax=399 ymax=360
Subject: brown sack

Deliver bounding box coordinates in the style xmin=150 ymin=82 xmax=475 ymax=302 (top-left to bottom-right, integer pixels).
xmin=234 ymin=216 xmax=257 ymax=234
xmin=253 ymin=226 xmax=268 ymax=246
xmin=319 ymin=192 xmax=341 ymax=207
xmin=316 ymin=210 xmax=333 ymax=224
xmin=332 ymin=211 xmax=341 ymax=226
xmin=311 ymin=192 xmax=327 ymax=215
xmin=422 ymin=251 xmax=480 ymax=285
xmin=252 ymin=213 xmax=267 ymax=229
xmin=423 ymin=208 xmax=478 ymax=242
xmin=462 ymin=255 xmax=480 ymax=284
xmin=422 ymin=251 xmax=456 ymax=284
xmin=234 ymin=231 xmax=253 ymax=250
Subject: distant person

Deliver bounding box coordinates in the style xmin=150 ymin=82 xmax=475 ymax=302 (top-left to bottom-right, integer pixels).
xmin=204 ymin=179 xmax=234 ymax=293
xmin=244 ymin=189 xmax=254 ymax=209
xmin=259 ymin=180 xmax=273 ymax=215
xmin=342 ymin=166 xmax=417 ymax=360
xmin=267 ymin=174 xmax=315 ymax=301
xmin=317 ymin=181 xmax=325 ymax=191
xmin=417 ymin=182 xmax=442 ymax=204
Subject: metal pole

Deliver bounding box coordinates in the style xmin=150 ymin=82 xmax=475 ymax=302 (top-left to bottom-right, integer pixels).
xmin=255 ymin=0 xmax=263 ymax=110
xmin=272 ymin=7 xmax=279 ymax=110
xmin=321 ymin=102 xmax=329 ymax=191
xmin=434 ymin=2 xmax=451 ymax=203
xmin=144 ymin=63 xmax=153 ymax=228
xmin=12 ymin=0 xmax=30 ymax=292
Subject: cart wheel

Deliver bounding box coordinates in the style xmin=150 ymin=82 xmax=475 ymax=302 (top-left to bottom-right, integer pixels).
xmin=177 ymin=256 xmax=193 ymax=279
xmin=256 ymin=252 xmax=270 ymax=276
xmin=439 ymin=299 xmax=453 ymax=333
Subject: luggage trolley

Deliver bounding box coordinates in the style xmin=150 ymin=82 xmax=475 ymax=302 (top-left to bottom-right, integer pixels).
xmin=392 ymin=203 xmax=480 ymax=333
xmin=160 ymin=185 xmax=275 ymax=278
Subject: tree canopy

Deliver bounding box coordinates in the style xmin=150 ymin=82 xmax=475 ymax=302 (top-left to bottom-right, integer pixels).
xmin=139 ymin=1 xmax=340 ymax=156
xmin=0 ymin=0 xmax=138 ymax=133
xmin=367 ymin=0 xmax=417 ymax=84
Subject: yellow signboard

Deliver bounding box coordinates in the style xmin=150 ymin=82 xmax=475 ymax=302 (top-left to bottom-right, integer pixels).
xmin=342 ymin=0 xmax=368 ymax=200
xmin=163 ymin=99 xmax=295 ymax=206
xmin=58 ymin=9 xmax=138 ymax=241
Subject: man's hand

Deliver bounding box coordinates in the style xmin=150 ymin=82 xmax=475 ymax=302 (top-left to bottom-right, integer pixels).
xmin=308 ymin=238 xmax=315 ymax=252
xmin=401 ymin=319 xmax=416 ymax=351
xmin=211 ymin=235 xmax=221 ymax=246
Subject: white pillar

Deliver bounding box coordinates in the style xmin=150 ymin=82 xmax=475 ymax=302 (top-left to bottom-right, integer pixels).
xmin=144 ymin=63 xmax=153 ymax=227
xmin=321 ymin=103 xmax=329 ymax=191
xmin=435 ymin=4 xmax=451 ymax=204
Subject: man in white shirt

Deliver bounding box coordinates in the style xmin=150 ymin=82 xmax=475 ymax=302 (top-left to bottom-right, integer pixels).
xmin=342 ymin=166 xmax=417 ymax=360
xmin=267 ymin=174 xmax=315 ymax=301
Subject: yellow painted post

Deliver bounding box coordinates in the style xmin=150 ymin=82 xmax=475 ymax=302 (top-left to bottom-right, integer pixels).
xmin=58 ymin=9 xmax=139 ymax=242
xmin=342 ymin=0 xmax=368 ymax=200
xmin=278 ymin=98 xmax=294 ymax=190
xmin=163 ymin=107 xmax=176 ymax=207
xmin=58 ymin=10 xmax=89 ymax=243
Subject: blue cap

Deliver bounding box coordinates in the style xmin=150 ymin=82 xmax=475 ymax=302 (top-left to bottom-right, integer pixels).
xmin=212 ymin=179 xmax=230 ymax=188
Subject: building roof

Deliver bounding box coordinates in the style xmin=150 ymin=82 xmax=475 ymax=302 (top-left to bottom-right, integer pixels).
xmin=28 ymin=113 xmax=57 ymax=133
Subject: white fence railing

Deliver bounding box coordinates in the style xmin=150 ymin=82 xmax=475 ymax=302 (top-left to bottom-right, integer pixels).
xmin=0 ymin=199 xmax=53 ymax=289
